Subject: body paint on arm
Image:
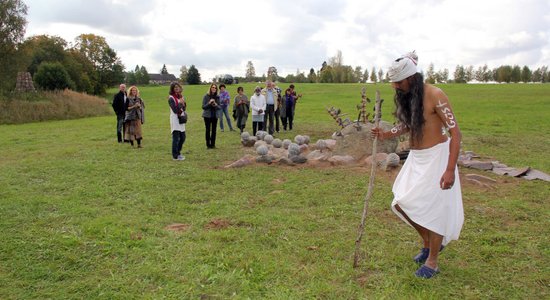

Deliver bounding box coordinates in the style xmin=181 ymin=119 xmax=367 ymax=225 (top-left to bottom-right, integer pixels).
xmin=436 ymin=99 xmax=456 ymax=129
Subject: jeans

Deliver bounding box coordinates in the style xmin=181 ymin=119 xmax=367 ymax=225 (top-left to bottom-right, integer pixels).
xmin=204 ymin=117 xmax=218 ymax=148
xmin=116 ymin=115 xmax=124 ymax=142
xmin=171 ymin=130 xmax=186 ymax=158
xmin=219 ymin=106 xmax=233 ymax=131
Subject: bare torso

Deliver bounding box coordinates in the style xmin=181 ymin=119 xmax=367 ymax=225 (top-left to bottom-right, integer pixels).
xmin=410 ymin=84 xmax=450 ymax=150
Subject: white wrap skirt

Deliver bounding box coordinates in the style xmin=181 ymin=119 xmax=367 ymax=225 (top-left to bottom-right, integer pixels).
xmin=391 ymin=139 xmax=464 ymax=246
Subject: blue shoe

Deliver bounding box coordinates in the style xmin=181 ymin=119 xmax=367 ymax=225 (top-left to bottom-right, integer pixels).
xmin=413 ymin=248 xmax=429 ymax=264
xmin=413 ymin=245 xmax=445 ymax=264
xmin=415 ymin=264 xmax=440 ymax=279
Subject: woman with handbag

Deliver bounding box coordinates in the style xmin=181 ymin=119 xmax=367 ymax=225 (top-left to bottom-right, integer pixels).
xmin=168 ymin=82 xmax=187 ymax=160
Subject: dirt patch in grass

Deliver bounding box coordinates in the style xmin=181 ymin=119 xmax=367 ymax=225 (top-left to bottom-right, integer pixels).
xmin=165 ymin=223 xmax=191 ymax=232
xmin=205 ymin=218 xmax=232 ymax=230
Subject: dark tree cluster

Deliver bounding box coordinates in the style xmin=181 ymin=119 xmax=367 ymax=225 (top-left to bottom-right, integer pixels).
xmin=0 ymin=0 xmax=125 ymax=95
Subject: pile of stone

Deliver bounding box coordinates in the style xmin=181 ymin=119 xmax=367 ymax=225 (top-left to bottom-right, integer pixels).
xmin=226 ymin=122 xmax=404 ymax=169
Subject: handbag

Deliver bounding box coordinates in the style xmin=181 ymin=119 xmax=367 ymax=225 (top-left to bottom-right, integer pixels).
xmin=178 ymin=111 xmax=187 ymax=124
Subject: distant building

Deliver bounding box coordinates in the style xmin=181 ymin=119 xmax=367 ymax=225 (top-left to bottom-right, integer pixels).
xmin=149 ymin=73 xmax=177 ymax=85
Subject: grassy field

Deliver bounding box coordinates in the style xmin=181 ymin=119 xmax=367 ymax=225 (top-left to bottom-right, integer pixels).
xmin=0 ymin=83 xmax=548 ymax=299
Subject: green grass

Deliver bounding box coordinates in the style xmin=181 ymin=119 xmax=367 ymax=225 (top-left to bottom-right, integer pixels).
xmin=0 ymin=83 xmax=548 ymax=299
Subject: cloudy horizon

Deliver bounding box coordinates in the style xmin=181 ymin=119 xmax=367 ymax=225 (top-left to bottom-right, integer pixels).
xmin=23 ymin=0 xmax=550 ymax=81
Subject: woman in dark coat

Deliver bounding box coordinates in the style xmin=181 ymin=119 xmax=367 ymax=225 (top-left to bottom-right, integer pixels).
xmin=232 ymin=86 xmax=249 ymax=133
xmin=202 ymin=83 xmax=221 ymax=149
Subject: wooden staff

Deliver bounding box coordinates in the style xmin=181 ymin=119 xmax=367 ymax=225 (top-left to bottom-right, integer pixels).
xmin=353 ymin=90 xmax=382 ymax=268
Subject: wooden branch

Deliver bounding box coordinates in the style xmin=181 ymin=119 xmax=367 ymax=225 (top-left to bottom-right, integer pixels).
xmin=353 ymin=90 xmax=382 ymax=268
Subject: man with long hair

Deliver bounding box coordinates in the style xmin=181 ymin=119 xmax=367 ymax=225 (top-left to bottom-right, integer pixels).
xmin=371 ymin=52 xmax=464 ymax=279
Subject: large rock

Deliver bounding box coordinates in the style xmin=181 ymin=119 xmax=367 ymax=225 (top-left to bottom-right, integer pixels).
xmin=225 ymin=155 xmax=255 ymax=168
xmin=363 ymin=153 xmax=388 ymax=167
xmin=332 ymin=121 xmax=398 ymax=159
xmin=328 ymin=155 xmax=356 ymax=165
xmin=306 ymin=150 xmax=331 ymax=161
xmin=270 ymin=147 xmax=288 ymax=159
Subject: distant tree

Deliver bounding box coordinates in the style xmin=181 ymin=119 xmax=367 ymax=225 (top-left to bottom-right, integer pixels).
xmin=245 ymin=61 xmax=255 ymax=81
xmin=540 ymin=66 xmax=549 ymax=83
xmin=510 ymin=65 xmax=521 ymax=83
xmin=139 ymin=65 xmax=149 ymax=84
xmin=465 ymin=65 xmax=474 ymax=82
xmin=495 ymin=65 xmax=512 ymax=83
xmin=319 ymin=65 xmax=334 ymax=83
xmin=370 ymin=67 xmax=377 ymax=83
xmin=33 ymin=62 xmax=74 ymax=90
xmin=187 ymin=65 xmax=201 ymax=84
xmin=133 ymin=65 xmax=142 ymax=84
xmin=126 ymin=71 xmax=136 ymax=85
xmin=362 ymin=68 xmax=369 ymax=83
xmin=425 ymin=63 xmax=436 ymax=84
xmin=65 ymin=48 xmax=96 ymax=93
xmin=160 ymin=64 xmax=168 ymax=75
xmin=520 ymin=66 xmax=532 ymax=83
xmin=0 ymin=0 xmax=28 ymax=90
xmin=307 ymin=68 xmax=317 ymax=83
xmin=475 ymin=64 xmax=490 ymax=82
xmin=22 ymin=35 xmax=67 ymax=75
xmin=179 ymin=65 xmax=188 ymax=83
xmin=453 ymin=65 xmax=466 ymax=83
xmin=0 ymin=0 xmax=27 ymax=46
xmin=329 ymin=50 xmax=343 ymax=67
xmin=73 ymin=34 xmax=125 ymax=94
xmin=320 ymin=61 xmax=328 ymax=73
xmin=531 ymin=68 xmax=542 ymax=82
xmin=378 ymin=68 xmax=384 ymax=83
xmin=327 ymin=51 xmax=347 ymax=83
xmin=353 ymin=66 xmax=362 ymax=83
xmin=293 ymin=69 xmax=307 ymax=83
xmin=338 ymin=65 xmax=352 ymax=83
xmin=435 ymin=68 xmax=449 ymax=83
xmin=267 ymin=66 xmax=278 ymax=81
xmin=20 ymin=34 xmax=97 ymax=93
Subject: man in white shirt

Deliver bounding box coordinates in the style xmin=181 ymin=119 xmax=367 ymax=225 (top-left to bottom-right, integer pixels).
xmin=250 ymin=86 xmax=266 ymax=136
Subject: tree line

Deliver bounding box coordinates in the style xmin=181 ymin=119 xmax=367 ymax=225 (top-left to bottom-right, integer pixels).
xmin=237 ymin=50 xmax=550 ymax=84
xmin=1 ymin=0 xmax=124 ymax=95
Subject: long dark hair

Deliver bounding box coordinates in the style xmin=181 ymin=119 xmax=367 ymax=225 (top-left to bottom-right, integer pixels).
xmin=394 ymin=73 xmax=425 ymax=144
xmin=169 ymin=82 xmax=182 ymax=99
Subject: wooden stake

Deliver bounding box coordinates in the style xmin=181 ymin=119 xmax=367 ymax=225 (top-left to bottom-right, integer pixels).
xmin=353 ymin=90 xmax=382 ymax=268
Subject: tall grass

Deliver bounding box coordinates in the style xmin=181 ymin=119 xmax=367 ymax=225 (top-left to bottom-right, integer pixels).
xmin=0 ymin=89 xmax=110 ymax=124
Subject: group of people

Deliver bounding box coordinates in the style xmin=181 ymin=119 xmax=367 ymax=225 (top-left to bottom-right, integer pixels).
xmin=201 ymin=80 xmax=301 ymax=148
xmin=112 ymin=80 xmax=301 ymax=158
xmin=111 ymin=52 xmax=464 ymax=279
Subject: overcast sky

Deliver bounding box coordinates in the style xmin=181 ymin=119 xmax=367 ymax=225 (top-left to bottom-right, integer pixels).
xmin=23 ymin=0 xmax=550 ymax=81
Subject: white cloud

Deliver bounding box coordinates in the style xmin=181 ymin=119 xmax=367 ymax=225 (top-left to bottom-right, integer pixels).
xmin=24 ymin=0 xmax=550 ymax=81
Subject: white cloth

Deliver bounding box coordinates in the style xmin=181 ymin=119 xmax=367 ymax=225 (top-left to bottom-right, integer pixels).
xmin=250 ymin=93 xmax=266 ymax=116
xmin=169 ymin=103 xmax=185 ymax=133
xmin=388 ymin=51 xmax=418 ymax=82
xmin=391 ymin=139 xmax=464 ymax=246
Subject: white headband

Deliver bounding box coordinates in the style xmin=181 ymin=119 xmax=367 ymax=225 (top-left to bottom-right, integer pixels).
xmin=388 ymin=51 xmax=418 ymax=82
